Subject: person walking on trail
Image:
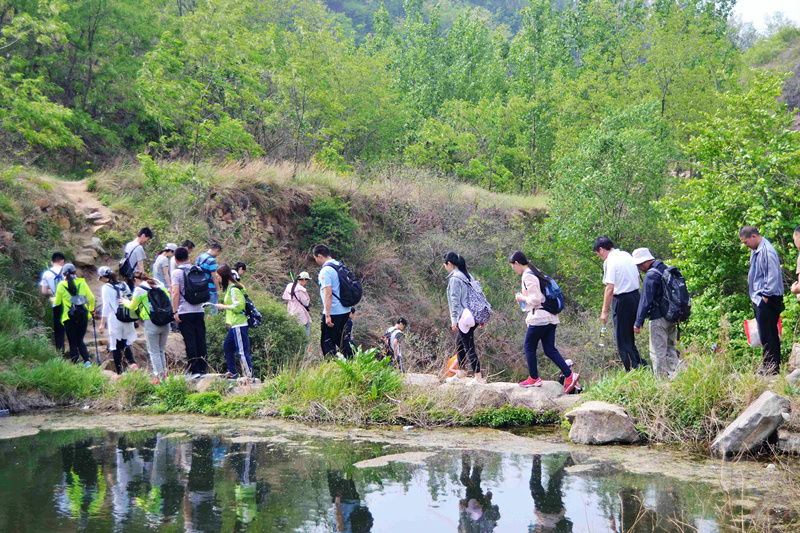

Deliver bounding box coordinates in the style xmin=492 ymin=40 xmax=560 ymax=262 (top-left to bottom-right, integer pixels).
xmin=171 ymin=246 xmax=208 ymax=378
xmin=383 ymin=317 xmax=408 ymax=372
xmin=121 ymin=272 xmax=172 ymax=384
xmin=594 ymin=236 xmax=643 ymax=371
xmin=233 ymin=262 xmax=247 ymax=284
xmin=152 ymin=243 xmax=177 ymax=288
xmin=170 ymin=240 xmax=195 ymax=276
xmin=53 ymin=264 xmax=95 ymax=366
xmin=509 ymin=251 xmax=579 ymax=393
xmin=342 ymin=307 xmax=356 ymax=357
xmin=283 ymin=272 xmax=312 ymax=336
xmin=740 ymin=226 xmax=785 ymax=375
xmin=790 ymin=226 xmax=800 ymax=301
xmin=97 ymin=266 xmax=138 ymax=378
xmin=215 ymin=264 xmax=254 ymax=381
xmin=444 ymin=252 xmax=484 ymax=385
xmin=313 ymin=244 xmax=353 ymax=358
xmin=122 ymin=227 xmax=153 ymax=290
xmin=632 ymin=248 xmax=680 ymax=378
xmin=40 ymin=252 xmax=66 ymax=355
xmin=196 ymin=243 xmax=222 ymax=316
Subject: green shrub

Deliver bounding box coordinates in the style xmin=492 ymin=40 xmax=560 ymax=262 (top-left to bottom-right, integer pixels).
xmin=109 ymin=370 xmax=156 ymax=408
xmin=152 ymin=375 xmax=193 ymax=410
xmin=184 ymin=392 xmax=223 ymax=414
xmin=0 ymin=298 xmax=55 ymax=362
xmin=206 ymin=296 xmax=307 ymax=378
xmin=298 ymin=196 xmax=360 ymax=258
xmin=469 ymin=405 xmax=560 ymax=427
xmin=334 ymin=347 xmax=403 ymax=402
xmin=86 ymin=178 xmax=98 ymax=192
xmin=0 ymin=358 xmax=105 ymax=401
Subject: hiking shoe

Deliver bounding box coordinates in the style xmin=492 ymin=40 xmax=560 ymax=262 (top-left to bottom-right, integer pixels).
xmin=519 ymin=376 xmax=542 ymax=388
xmin=465 ymin=378 xmax=486 ymax=386
xmin=563 ymin=373 xmax=580 ymax=394
xmin=223 ymin=372 xmax=238 ymax=379
xmin=84 ymin=361 xmax=92 ymax=368
xmin=111 ymin=374 xmax=121 ymax=381
xmin=150 ymin=377 xmax=160 ymax=385
xmin=445 ymin=375 xmax=462 ymax=384
xmin=130 ymin=364 xmax=139 ymax=371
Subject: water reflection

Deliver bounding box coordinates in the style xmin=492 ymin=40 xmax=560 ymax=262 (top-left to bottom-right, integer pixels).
xmin=0 ymin=429 xmax=738 ymax=532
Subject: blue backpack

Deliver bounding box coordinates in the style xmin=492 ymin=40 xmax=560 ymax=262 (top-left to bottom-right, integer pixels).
xmin=541 ymin=277 xmax=565 ymax=315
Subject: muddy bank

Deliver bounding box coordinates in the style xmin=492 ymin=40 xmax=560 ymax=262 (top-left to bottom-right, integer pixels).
xmin=0 ymin=409 xmax=792 ymax=496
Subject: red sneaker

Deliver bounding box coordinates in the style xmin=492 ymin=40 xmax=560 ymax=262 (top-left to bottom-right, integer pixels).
xmin=519 ymin=376 xmax=542 ymax=388
xmin=563 ymin=373 xmax=580 ymax=394
xmin=130 ymin=364 xmax=139 ymax=371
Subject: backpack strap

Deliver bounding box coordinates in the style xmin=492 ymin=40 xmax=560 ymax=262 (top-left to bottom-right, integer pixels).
xmin=124 ymin=243 xmax=142 ymax=269
xmin=322 ymin=261 xmax=344 ymax=303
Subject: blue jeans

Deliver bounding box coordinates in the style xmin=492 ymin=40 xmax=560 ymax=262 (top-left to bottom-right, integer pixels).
xmin=208 ymin=290 xmax=219 ymax=315
xmin=524 ymin=324 xmax=571 ymax=380
xmin=224 ymin=326 xmax=252 ymax=378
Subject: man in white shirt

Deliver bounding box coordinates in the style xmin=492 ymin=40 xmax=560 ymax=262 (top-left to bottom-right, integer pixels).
xmin=122 ymin=227 xmax=152 ymax=289
xmin=594 ymin=236 xmax=643 ymax=370
xmin=40 ymin=252 xmax=66 ymax=355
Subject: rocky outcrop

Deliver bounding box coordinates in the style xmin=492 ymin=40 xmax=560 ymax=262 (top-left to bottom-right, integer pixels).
xmin=565 ymin=401 xmax=640 ymax=445
xmin=786 ymin=369 xmax=800 ymax=385
xmin=404 ymin=373 xmax=440 ymax=387
xmin=711 ymin=391 xmax=792 ymax=456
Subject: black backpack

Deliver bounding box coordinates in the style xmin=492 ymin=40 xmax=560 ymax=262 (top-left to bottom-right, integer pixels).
xmin=119 ymin=244 xmax=142 ymax=279
xmin=113 ymin=283 xmax=138 ymax=323
xmin=144 ymin=286 xmax=174 ymax=326
xmin=326 ymin=261 xmax=362 ymax=308
xmin=67 ymin=286 xmax=89 ymax=325
xmin=183 ymin=266 xmax=211 ymax=305
xmin=243 ymin=293 xmax=262 ymax=328
xmin=654 ymin=260 xmax=691 ymax=323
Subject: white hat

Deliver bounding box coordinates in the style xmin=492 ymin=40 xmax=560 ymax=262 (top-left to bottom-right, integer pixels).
xmin=298 ymin=271 xmax=311 ymax=280
xmin=631 ymin=247 xmax=655 ymax=265
xmin=164 ymin=242 xmax=178 ymax=252
xmin=97 ymin=266 xmax=113 ymax=278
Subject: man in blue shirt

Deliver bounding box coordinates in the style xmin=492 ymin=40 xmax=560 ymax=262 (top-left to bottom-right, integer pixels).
xmin=740 ymin=226 xmax=784 ymax=374
xmin=196 ymin=243 xmax=222 ymax=316
xmin=313 ymin=244 xmax=353 ymax=358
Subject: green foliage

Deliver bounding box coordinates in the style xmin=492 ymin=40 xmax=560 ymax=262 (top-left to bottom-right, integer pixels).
xmin=0 ymin=358 xmax=104 ymax=401
xmin=109 ymin=370 xmax=155 ymax=408
xmin=298 ymin=196 xmax=360 ymax=258
xmin=660 ymin=71 xmax=800 ymax=351
xmin=0 ymin=298 xmax=55 ymax=362
xmin=152 ymin=375 xmax=193 ymax=411
xmin=333 ymin=347 xmax=403 ymax=402
xmin=184 ymin=392 xmax=223 ymax=414
xmin=745 ymin=25 xmax=800 ymax=66
xmin=205 ymin=296 xmax=307 ymax=378
xmin=469 ymin=405 xmax=560 ymax=427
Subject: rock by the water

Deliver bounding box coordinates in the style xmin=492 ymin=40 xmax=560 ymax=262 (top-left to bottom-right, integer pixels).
xmin=404 ymin=373 xmax=440 ymax=387
xmin=509 ymin=385 xmax=561 ymax=412
xmin=441 ymin=382 xmax=509 ymax=411
xmin=710 ymin=391 xmax=791 ymax=456
xmin=195 ymin=374 xmax=223 ymax=393
xmin=786 ymin=369 xmax=800 ymax=385
xmin=566 ymin=401 xmax=640 ymax=445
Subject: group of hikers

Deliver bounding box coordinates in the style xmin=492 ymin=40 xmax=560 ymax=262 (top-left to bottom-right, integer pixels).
xmin=38 ymin=222 xmax=790 ymax=388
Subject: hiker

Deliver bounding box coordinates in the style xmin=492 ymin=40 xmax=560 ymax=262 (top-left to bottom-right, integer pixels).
xmin=170 ymin=239 xmax=195 ymax=275
xmin=383 ymin=317 xmax=408 ymax=372
xmin=40 ymin=252 xmax=66 ymax=355
xmin=152 ymin=243 xmax=177 ymax=287
xmin=593 ymin=236 xmax=643 ymax=371
xmin=233 ymin=262 xmax=247 ymax=283
xmin=740 ymin=226 xmax=784 ymax=374
xmin=791 ymin=226 xmax=800 ymax=301
xmin=530 ymin=453 xmax=572 ymax=532
xmin=313 ymin=244 xmax=353 ymax=358
xmin=342 ymin=307 xmax=356 ymax=358
xmin=171 ymin=246 xmax=208 ymax=378
xmin=214 ymin=264 xmax=253 ymax=381
xmin=283 ymin=272 xmax=312 ymax=338
xmin=632 ymin=248 xmax=680 ymax=378
xmin=509 ymin=251 xmax=579 ymax=393
xmin=53 ymin=264 xmax=96 ymax=366
xmin=121 ymin=271 xmax=173 ymax=383
xmin=97 ymin=266 xmax=138 ymax=378
xmin=196 ymin=243 xmax=222 ymax=315
xmin=121 ymin=227 xmax=153 ymax=290
xmin=444 ymin=252 xmax=484 ymax=384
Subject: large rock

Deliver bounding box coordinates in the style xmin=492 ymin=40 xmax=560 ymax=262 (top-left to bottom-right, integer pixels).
xmin=73 ymin=253 xmax=96 ymax=268
xmin=86 ymin=237 xmax=106 ymax=255
xmin=776 ymin=430 xmax=800 ymax=455
xmin=786 ymin=369 xmax=800 ymax=385
xmin=790 ymin=344 xmax=800 ymax=372
xmin=711 ymin=391 xmax=791 ymax=456
xmin=566 ymin=401 xmax=640 ymax=445
xmin=195 ymin=374 xmax=223 ymax=393
xmin=404 ymin=373 xmax=440 ymax=387
xmin=165 ymin=333 xmax=187 ymax=366
xmin=508 ymin=381 xmax=564 ymax=412
xmin=440 ymin=382 xmax=509 ymax=412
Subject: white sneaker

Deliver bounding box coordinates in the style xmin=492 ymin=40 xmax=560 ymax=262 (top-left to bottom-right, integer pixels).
xmin=465 ymin=378 xmax=486 ymax=386
xmin=445 ymin=375 xmax=462 ymax=384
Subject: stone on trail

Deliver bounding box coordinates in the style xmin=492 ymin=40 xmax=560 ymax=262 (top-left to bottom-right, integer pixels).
xmin=73 ymin=253 xmax=96 ymax=268
xmin=165 ymin=333 xmax=187 ymax=365
xmin=404 ymin=373 xmax=440 ymax=387
xmin=710 ymin=391 xmax=791 ymax=456
xmin=565 ymin=401 xmax=640 ymax=445
xmin=776 ymin=430 xmax=800 ymax=455
xmin=195 ymin=374 xmax=223 ymax=393
xmin=786 ymin=369 xmax=800 ymax=385
xmin=440 ymin=382 xmax=509 ymax=411
xmin=790 ymin=344 xmax=800 ymax=372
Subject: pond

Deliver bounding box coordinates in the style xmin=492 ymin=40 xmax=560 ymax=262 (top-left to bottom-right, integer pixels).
xmin=0 ymin=422 xmax=756 ymax=533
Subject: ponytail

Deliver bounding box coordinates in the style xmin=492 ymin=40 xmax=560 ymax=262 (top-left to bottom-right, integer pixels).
xmin=444 ymin=251 xmax=471 ymax=281
xmin=67 ymin=275 xmax=77 ymax=296
xmin=291 ymin=278 xmax=299 ymax=299
xmin=105 ymin=271 xmax=119 ymax=285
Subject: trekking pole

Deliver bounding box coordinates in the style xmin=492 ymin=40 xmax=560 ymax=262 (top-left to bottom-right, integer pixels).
xmin=91 ymin=316 xmax=101 ymax=366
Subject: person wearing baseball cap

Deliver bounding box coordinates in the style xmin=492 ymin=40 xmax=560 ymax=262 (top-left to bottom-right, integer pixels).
xmin=152 ymin=243 xmax=177 ymax=288
xmin=282 ymin=271 xmax=312 ymax=342
xmin=632 ymin=247 xmax=679 ymax=378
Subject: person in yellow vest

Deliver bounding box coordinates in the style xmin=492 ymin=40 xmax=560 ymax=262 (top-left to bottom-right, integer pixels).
xmin=214 ymin=264 xmax=253 ymax=381
xmin=53 ymin=263 xmax=96 ymax=366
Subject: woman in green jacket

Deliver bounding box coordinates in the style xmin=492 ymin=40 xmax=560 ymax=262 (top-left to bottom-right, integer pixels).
xmin=215 ymin=264 xmax=253 ymax=381
xmin=53 ymin=263 xmax=96 ymax=366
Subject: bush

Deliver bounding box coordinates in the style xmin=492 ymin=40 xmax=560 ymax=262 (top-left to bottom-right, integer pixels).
xmin=109 ymin=370 xmax=155 ymax=409
xmin=152 ymin=375 xmax=193 ymax=410
xmin=0 ymin=298 xmax=55 ymax=362
xmin=469 ymin=405 xmax=560 ymax=427
xmin=0 ymin=358 xmax=105 ymax=401
xmin=298 ymin=196 xmax=360 ymax=258
xmin=206 ymin=296 xmax=307 ymax=378
xmin=185 ymin=392 xmax=223 ymax=414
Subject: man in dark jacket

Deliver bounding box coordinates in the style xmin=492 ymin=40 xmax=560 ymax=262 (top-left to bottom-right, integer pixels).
xmin=632 ymin=248 xmax=679 ymax=378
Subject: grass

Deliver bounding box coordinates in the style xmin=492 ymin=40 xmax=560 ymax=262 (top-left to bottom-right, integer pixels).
xmin=0 ymin=297 xmax=56 ymax=363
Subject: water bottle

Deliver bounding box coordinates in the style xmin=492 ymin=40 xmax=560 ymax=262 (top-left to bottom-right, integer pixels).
xmin=516 ymin=293 xmax=527 ymax=312
xmin=598 ymin=327 xmax=607 ymax=348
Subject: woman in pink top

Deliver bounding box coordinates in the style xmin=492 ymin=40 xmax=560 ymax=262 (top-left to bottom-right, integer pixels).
xmin=509 ymin=251 xmax=579 ymax=393
xmin=283 ymin=272 xmax=312 ymax=336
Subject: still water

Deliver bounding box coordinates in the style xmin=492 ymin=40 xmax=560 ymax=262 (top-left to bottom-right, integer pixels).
xmin=0 ymin=427 xmax=735 ymax=532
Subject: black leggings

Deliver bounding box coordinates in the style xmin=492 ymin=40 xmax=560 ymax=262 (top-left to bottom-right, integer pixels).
xmin=113 ymin=339 xmax=136 ymax=374
xmin=456 ymin=326 xmax=480 ymax=373
xmin=64 ymin=319 xmax=90 ymax=363
xmin=524 ymin=324 xmax=571 ymax=380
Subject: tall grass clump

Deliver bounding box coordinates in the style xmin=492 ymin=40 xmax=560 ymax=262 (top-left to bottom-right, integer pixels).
xmin=0 ymin=358 xmax=104 ymax=401
xmin=151 ymin=376 xmax=194 ymax=412
xmin=0 ymin=298 xmax=55 ymax=362
xmin=583 ymin=350 xmax=769 ymax=444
